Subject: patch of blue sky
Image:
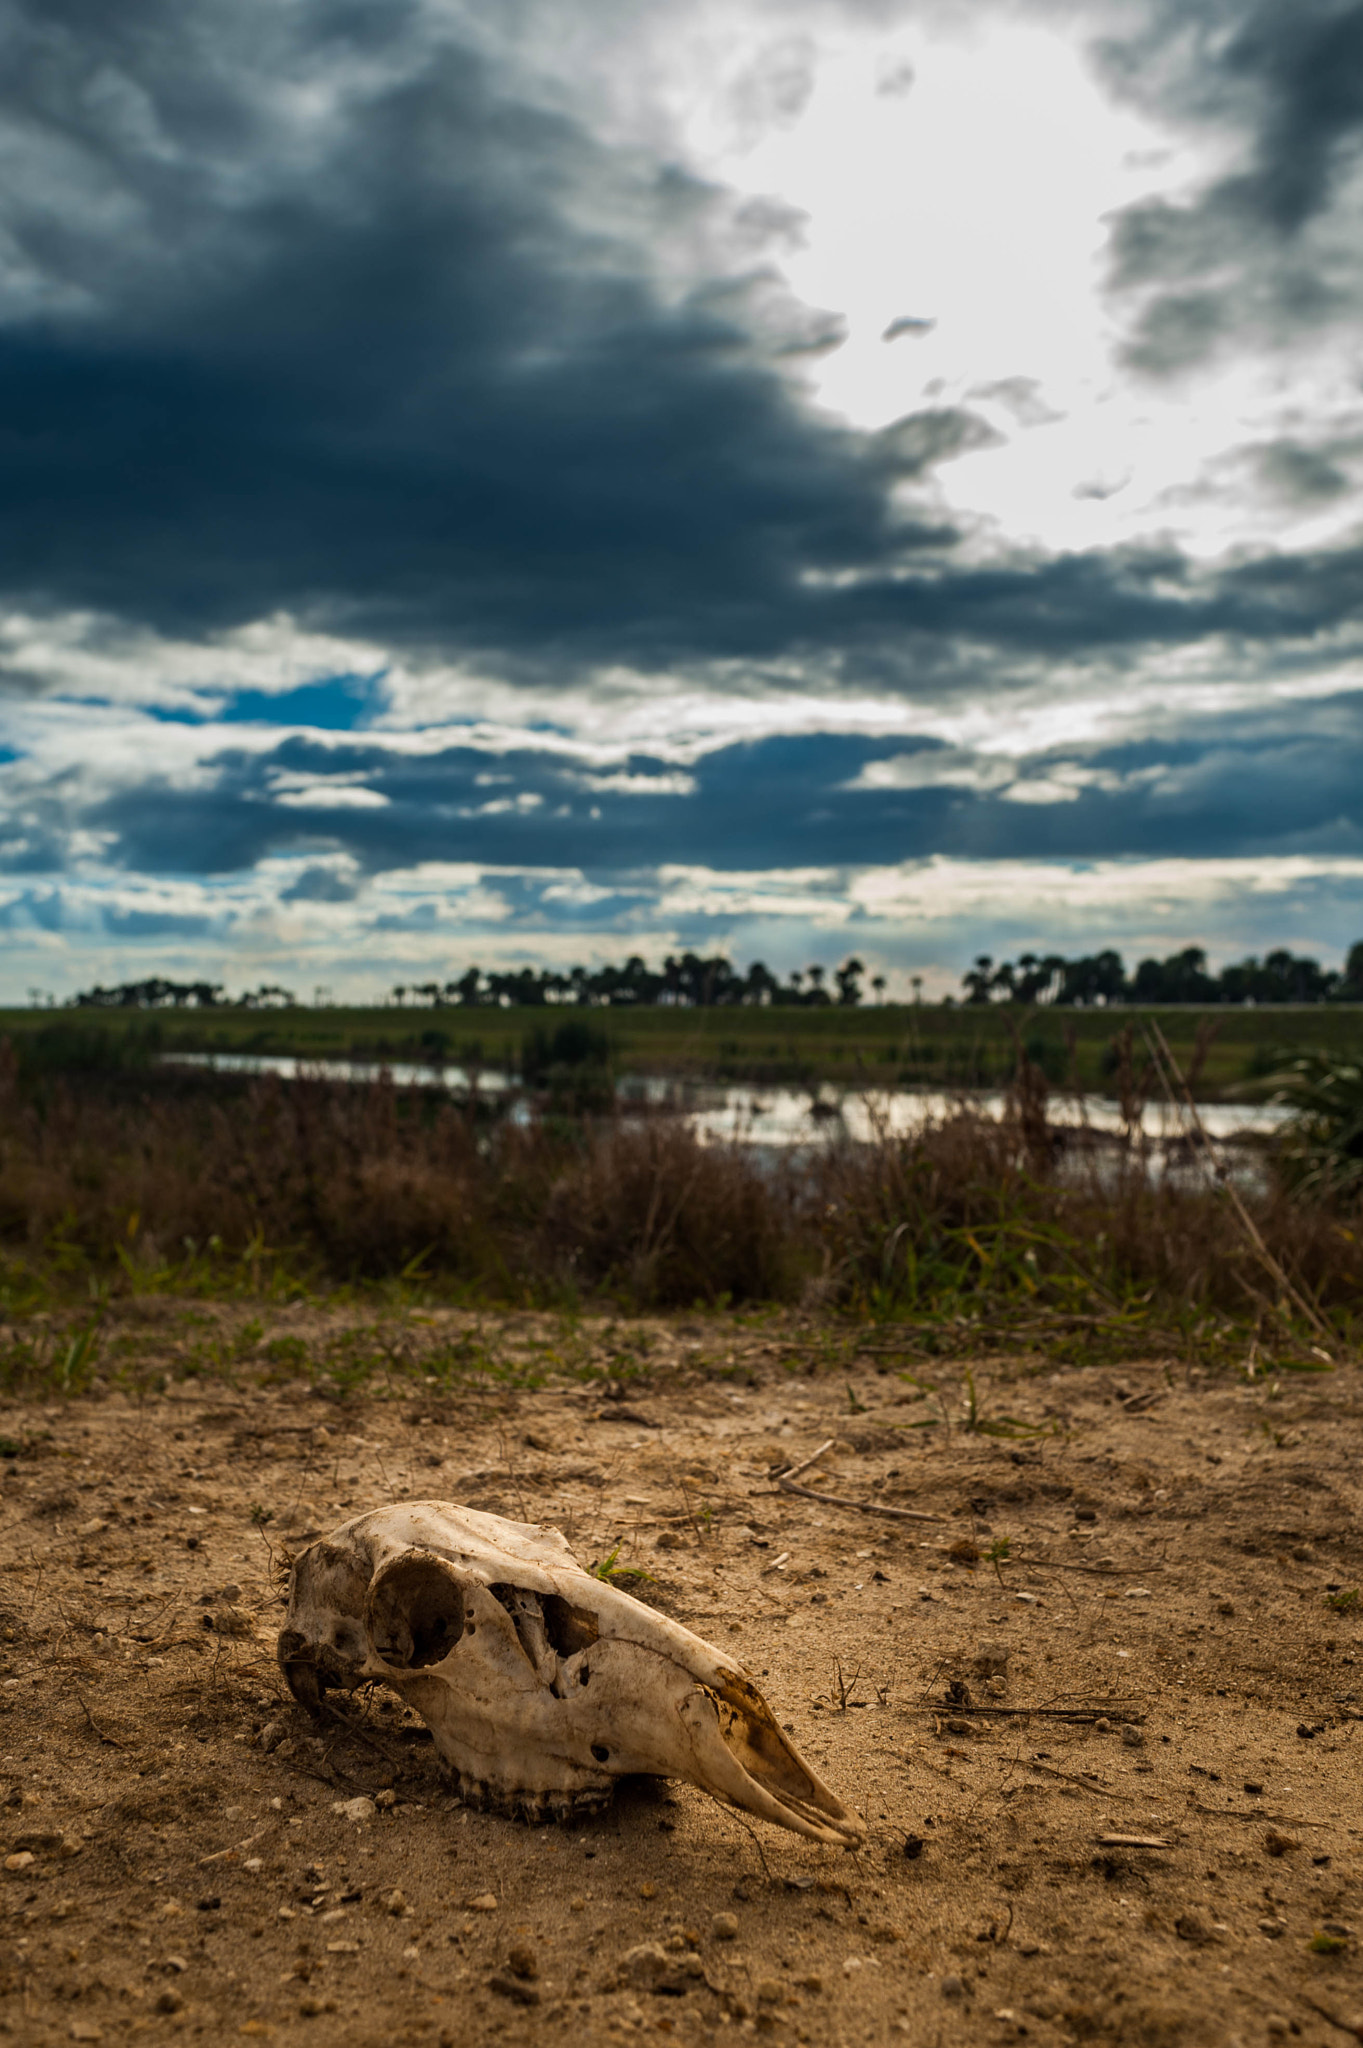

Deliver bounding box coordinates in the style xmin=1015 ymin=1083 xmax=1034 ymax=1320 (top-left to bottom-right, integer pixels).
xmin=147 ymin=674 xmax=385 ymax=730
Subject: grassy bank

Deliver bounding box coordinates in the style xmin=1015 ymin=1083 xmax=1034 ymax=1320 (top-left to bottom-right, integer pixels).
xmin=2 ymin=999 xmax=1361 ymax=1094
xmin=1 ymin=1052 xmax=1358 ymax=1393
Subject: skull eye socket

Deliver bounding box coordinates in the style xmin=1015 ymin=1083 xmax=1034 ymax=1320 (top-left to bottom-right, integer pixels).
xmin=368 ymin=1554 xmax=466 ymax=1670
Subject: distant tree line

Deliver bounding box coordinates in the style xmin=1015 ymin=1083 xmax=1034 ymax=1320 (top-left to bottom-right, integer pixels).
xmin=961 ymin=943 xmax=1363 ymax=1007
xmin=70 ymin=980 xmax=296 ymax=1009
xmin=392 ymin=954 xmax=878 ymax=1008
xmin=61 ymin=940 xmax=1363 ymax=1013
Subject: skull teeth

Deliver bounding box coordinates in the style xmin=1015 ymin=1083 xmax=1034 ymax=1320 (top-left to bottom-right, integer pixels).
xmin=438 ymin=1767 xmax=613 ymax=1826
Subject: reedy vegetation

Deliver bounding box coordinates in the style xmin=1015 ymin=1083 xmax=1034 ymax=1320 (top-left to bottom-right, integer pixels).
xmin=1 ymin=1041 xmax=1359 ymax=1381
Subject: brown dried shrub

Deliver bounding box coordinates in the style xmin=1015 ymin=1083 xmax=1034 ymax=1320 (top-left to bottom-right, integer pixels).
xmin=1 ymin=1045 xmax=1359 ymax=1330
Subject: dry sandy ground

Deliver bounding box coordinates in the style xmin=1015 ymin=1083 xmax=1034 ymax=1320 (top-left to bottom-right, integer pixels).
xmin=0 ymin=1305 xmax=1361 ymax=2047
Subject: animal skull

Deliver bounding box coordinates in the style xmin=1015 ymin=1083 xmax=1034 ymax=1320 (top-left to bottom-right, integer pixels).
xmin=279 ymin=1501 xmax=863 ymax=1847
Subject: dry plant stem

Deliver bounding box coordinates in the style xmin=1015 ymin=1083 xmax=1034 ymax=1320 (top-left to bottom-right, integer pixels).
xmin=1304 ymin=2000 xmax=1363 ymax=2042
xmin=774 ymin=1439 xmax=836 ymax=1483
xmin=1096 ymin=1834 xmax=1168 ymax=1849
xmin=776 ymin=1477 xmax=945 ymax=1524
xmin=199 ymin=1824 xmax=271 ymax=1866
xmin=900 ymin=1704 xmax=1146 ymax=1724
xmin=74 ymin=1692 xmax=127 ymax=1749
xmin=774 ymin=1437 xmax=945 ymax=1521
xmin=1188 ymin=1800 xmax=1338 ymax=1828
xmin=1025 ymin=1761 xmax=1133 ymax=1802
xmin=1144 ymin=1019 xmax=1334 ymax=1348
xmin=1013 ymin=1560 xmax=1162 ymax=1577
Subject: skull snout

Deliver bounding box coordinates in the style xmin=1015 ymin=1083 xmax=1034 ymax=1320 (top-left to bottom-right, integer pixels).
xmin=680 ymin=1673 xmax=866 ymax=1846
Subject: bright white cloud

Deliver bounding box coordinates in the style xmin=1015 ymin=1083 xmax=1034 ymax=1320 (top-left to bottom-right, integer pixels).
xmin=850 ymin=854 xmax=1363 ymax=924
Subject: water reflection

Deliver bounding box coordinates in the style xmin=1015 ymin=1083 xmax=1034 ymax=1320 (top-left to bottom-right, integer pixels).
xmin=162 ymin=1051 xmax=1287 ymax=1151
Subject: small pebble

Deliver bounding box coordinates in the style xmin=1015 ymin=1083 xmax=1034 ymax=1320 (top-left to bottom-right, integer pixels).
xmin=621 ymin=1942 xmax=671 ymax=1986
xmin=69 ymin=2026 xmax=103 ymax=2044
xmin=639 ymin=1880 xmax=657 ymax=1899
xmin=507 ymin=1943 xmax=538 ymax=1981
xmin=971 ymin=1640 xmax=1009 ymax=1678
xmin=4 ymin=1852 xmax=34 ymax=1872
xmin=259 ymin=1721 xmax=286 ymax=1754
xmin=374 ymin=1788 xmax=398 ymax=1811
xmin=711 ymin=1912 xmax=739 ymax=1942
xmin=1120 ymin=1725 xmax=1144 ymax=1748
xmin=940 ymin=1974 xmax=964 ymax=1999
xmin=1094 ymin=1717 xmax=1111 ymax=1734
xmin=384 ymin=1889 xmax=407 ymax=1916
xmin=1258 ymin=1919 xmax=1286 ymax=1939
xmin=755 ymin=1979 xmax=782 ymax=2005
xmin=330 ymin=1796 xmax=376 ymax=1825
xmin=467 ymin=1892 xmax=498 ymax=1912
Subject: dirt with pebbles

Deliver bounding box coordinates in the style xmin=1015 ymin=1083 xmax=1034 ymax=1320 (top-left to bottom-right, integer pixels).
xmin=0 ymin=1304 xmax=1361 ymax=2046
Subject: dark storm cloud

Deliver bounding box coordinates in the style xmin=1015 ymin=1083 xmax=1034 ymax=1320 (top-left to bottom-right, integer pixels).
xmin=1252 ymin=440 xmax=1352 ymax=504
xmin=0 ymin=0 xmax=943 ymax=672
xmin=76 ymin=692 xmax=1363 ymax=884
xmin=1100 ymin=0 xmax=1363 ymax=372
xmin=3 ymin=0 xmax=1359 ymax=694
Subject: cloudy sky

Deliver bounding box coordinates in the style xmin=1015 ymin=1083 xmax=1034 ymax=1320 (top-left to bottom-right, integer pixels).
xmin=3 ymin=0 xmax=1363 ymax=1001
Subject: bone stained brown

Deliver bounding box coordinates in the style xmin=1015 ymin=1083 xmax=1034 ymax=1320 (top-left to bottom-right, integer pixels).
xmin=278 ymin=1500 xmax=865 ymax=1846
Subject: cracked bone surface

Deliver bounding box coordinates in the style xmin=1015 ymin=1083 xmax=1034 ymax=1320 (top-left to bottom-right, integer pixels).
xmin=278 ymin=1501 xmax=864 ymax=1846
